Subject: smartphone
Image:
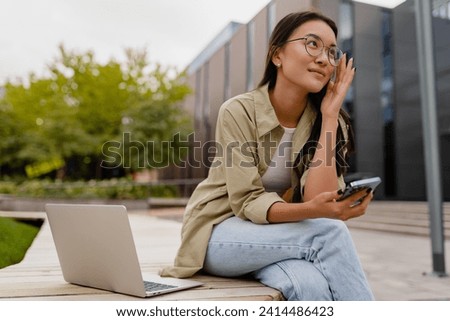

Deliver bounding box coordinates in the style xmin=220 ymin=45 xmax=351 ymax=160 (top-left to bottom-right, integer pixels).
xmin=338 ymin=176 xmax=381 ymax=202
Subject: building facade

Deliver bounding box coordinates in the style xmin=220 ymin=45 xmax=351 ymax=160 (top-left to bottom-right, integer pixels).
xmin=165 ymin=0 xmax=450 ymax=201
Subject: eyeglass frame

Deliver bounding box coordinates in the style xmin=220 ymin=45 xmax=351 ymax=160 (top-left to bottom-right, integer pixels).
xmin=281 ymin=34 xmax=344 ymax=67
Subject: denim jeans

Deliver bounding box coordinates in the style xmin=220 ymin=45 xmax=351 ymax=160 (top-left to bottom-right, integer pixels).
xmin=203 ymin=216 xmax=374 ymax=301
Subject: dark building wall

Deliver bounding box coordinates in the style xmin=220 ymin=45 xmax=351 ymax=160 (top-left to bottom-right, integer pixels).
xmin=392 ymin=1 xmax=426 ymax=200
xmin=353 ymin=3 xmax=385 ymax=193
xmin=434 ymin=17 xmax=450 ymax=200
xmin=314 ymin=0 xmax=339 ymax=21
xmin=207 ymin=47 xmax=226 ymax=141
xmin=393 ymin=0 xmax=450 ymax=200
xmin=229 ymin=25 xmax=248 ymax=98
xmin=251 ymin=7 xmax=269 ymax=89
xmin=275 ymin=0 xmax=313 ymax=18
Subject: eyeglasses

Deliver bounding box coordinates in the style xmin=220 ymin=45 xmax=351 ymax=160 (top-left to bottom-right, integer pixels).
xmin=283 ymin=34 xmax=343 ymax=67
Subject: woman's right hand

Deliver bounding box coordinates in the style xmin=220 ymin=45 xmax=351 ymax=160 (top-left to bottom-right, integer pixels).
xmin=267 ymin=188 xmax=372 ymax=223
xmin=306 ymin=189 xmax=372 ymax=221
xmin=320 ymin=54 xmax=355 ymax=121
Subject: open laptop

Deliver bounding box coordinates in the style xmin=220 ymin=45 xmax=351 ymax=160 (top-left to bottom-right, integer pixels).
xmin=45 ymin=203 xmax=202 ymax=298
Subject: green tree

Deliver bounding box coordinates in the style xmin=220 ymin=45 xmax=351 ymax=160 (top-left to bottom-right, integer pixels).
xmin=0 ymin=98 xmax=23 ymax=171
xmin=0 ymin=45 xmax=192 ymax=179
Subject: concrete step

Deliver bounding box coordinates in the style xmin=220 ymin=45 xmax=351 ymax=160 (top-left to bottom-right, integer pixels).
xmin=346 ymin=201 xmax=450 ymax=239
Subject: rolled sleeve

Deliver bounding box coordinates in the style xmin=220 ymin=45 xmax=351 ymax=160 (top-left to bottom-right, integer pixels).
xmin=243 ymin=192 xmax=284 ymax=223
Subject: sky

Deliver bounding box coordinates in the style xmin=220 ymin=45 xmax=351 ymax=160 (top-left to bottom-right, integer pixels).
xmin=0 ymin=0 xmax=406 ymax=85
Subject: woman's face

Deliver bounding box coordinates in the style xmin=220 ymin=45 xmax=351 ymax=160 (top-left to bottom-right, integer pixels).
xmin=273 ymin=19 xmax=337 ymax=93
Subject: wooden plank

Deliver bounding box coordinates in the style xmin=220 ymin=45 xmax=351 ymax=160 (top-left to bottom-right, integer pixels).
xmin=346 ymin=201 xmax=450 ymax=239
xmin=147 ymin=198 xmax=189 ymax=208
xmin=0 ymin=280 xmax=282 ymax=301
xmin=367 ymin=201 xmax=450 ymax=215
xmin=3 ymin=291 xmax=283 ymax=301
xmin=0 ymin=282 xmax=107 ymax=298
xmin=348 ymin=221 xmax=428 ymax=235
xmin=0 ymin=211 xmax=46 ymax=219
xmin=151 ymin=287 xmax=284 ymax=301
xmin=347 ymin=221 xmax=450 ymax=238
xmin=351 ymin=215 xmax=448 ymax=230
xmin=368 ymin=212 xmax=450 ymax=222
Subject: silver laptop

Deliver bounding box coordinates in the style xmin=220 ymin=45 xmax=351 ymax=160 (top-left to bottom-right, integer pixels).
xmin=45 ymin=203 xmax=202 ymax=298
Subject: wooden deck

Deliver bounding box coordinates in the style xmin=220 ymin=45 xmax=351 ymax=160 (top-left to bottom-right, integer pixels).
xmin=0 ymin=211 xmax=283 ymax=301
xmin=346 ymin=200 xmax=450 ymax=239
xmin=1 ymin=200 xmax=449 ymax=301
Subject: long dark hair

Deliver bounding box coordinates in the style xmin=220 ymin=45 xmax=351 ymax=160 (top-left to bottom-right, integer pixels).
xmin=259 ymin=11 xmax=355 ymax=176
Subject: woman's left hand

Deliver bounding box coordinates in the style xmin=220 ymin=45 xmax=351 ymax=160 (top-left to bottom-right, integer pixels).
xmin=321 ymin=54 xmax=355 ymax=119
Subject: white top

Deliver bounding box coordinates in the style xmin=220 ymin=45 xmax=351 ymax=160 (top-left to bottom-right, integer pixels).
xmin=261 ymin=126 xmax=296 ymax=196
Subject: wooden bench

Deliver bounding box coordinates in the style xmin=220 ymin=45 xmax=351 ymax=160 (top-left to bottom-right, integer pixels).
xmin=0 ymin=211 xmax=283 ymax=301
xmin=147 ymin=197 xmax=190 ymax=209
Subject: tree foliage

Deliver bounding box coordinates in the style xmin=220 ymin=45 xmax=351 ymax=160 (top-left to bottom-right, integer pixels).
xmin=0 ymin=45 xmax=192 ymax=179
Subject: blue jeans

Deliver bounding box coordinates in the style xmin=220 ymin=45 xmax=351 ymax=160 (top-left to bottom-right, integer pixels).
xmin=203 ymin=216 xmax=374 ymax=301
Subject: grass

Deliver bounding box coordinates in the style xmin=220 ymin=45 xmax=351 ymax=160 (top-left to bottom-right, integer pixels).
xmin=0 ymin=217 xmax=42 ymax=269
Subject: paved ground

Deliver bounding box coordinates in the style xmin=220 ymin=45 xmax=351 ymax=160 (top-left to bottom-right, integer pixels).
xmin=350 ymin=229 xmax=450 ymax=301
xmin=138 ymin=202 xmax=450 ymax=301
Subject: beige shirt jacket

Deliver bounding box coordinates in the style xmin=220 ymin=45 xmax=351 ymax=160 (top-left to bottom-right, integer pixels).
xmin=161 ymin=84 xmax=347 ymax=278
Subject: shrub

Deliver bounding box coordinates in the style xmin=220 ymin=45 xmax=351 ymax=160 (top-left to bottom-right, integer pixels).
xmin=0 ymin=178 xmax=179 ymax=199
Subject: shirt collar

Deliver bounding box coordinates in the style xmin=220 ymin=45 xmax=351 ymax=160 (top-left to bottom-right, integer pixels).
xmin=253 ymin=84 xmax=317 ymax=140
xmin=253 ymin=84 xmax=280 ymax=138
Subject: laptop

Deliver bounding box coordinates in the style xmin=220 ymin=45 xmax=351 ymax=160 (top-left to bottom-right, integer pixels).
xmin=45 ymin=203 xmax=202 ymax=298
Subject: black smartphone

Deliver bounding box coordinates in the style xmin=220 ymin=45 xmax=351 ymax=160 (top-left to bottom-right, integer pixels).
xmin=338 ymin=176 xmax=381 ymax=202
xmin=345 ymin=51 xmax=353 ymax=65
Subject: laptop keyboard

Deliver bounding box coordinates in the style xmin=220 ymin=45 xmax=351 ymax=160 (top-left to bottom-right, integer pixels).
xmin=144 ymin=281 xmax=177 ymax=292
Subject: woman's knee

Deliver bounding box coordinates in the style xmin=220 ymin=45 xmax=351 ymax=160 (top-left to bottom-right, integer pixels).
xmin=310 ymin=218 xmax=353 ymax=245
xmin=314 ymin=218 xmax=348 ymax=233
xmin=253 ymin=259 xmax=333 ymax=301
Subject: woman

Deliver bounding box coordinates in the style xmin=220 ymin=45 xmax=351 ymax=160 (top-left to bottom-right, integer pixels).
xmin=161 ymin=11 xmax=374 ymax=301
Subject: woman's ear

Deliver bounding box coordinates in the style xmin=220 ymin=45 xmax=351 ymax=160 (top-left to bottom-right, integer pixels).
xmin=271 ymin=47 xmax=281 ymax=67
